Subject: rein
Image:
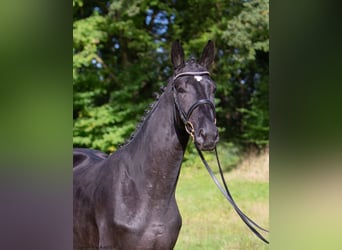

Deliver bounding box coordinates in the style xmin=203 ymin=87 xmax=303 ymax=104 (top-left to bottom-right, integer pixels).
xmin=172 ymin=71 xmax=269 ymax=244
xmin=195 ymin=146 xmax=269 ymax=244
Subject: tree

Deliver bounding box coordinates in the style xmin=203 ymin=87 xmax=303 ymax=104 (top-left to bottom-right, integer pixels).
xmin=73 ymin=0 xmax=269 ymax=152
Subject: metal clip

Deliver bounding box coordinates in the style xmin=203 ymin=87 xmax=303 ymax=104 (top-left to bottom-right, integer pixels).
xmin=185 ymin=121 xmax=195 ymax=142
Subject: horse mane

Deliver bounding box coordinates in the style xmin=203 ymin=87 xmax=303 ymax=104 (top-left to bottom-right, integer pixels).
xmin=119 ymin=82 xmax=170 ymax=148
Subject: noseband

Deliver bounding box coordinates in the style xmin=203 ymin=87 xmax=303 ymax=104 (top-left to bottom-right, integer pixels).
xmin=172 ymin=71 xmax=216 ymax=139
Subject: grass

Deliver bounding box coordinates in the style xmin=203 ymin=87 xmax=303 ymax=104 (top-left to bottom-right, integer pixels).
xmin=174 ymin=148 xmax=269 ymax=250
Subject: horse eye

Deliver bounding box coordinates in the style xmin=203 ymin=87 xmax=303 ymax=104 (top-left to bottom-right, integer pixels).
xmin=176 ymin=87 xmax=186 ymax=93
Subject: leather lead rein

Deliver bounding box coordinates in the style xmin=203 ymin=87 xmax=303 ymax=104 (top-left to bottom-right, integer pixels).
xmin=195 ymin=145 xmax=269 ymax=244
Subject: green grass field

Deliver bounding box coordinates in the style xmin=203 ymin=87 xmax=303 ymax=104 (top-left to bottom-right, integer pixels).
xmin=174 ymin=149 xmax=269 ymax=250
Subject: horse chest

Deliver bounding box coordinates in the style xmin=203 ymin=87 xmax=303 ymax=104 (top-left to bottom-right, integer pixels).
xmin=114 ymin=216 xmax=182 ymax=250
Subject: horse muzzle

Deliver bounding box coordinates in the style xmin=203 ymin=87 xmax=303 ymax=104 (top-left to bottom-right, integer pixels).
xmin=194 ymin=126 xmax=219 ymax=151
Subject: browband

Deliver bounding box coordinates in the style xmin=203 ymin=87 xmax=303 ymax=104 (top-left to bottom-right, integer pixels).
xmin=173 ymin=71 xmax=210 ymax=81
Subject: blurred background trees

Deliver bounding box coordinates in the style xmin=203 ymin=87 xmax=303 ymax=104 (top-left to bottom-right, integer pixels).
xmin=73 ymin=0 xmax=269 ymax=153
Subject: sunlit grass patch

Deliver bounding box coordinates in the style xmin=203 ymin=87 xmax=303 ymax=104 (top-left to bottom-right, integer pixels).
xmin=175 ymin=150 xmax=269 ymax=249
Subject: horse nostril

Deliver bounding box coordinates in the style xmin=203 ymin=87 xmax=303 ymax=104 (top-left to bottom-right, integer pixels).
xmin=199 ymin=128 xmax=206 ymax=139
xmin=196 ymin=128 xmax=219 ymax=146
xmin=195 ymin=128 xmax=205 ymax=145
xmin=195 ymin=128 xmax=218 ymax=151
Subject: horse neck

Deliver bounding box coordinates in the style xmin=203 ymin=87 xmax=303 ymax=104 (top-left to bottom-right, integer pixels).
xmin=125 ymin=85 xmax=189 ymax=198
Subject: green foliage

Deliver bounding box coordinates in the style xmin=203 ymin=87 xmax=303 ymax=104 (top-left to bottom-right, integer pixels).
xmin=73 ymin=0 xmax=269 ymax=153
xmin=222 ymin=0 xmax=269 ymax=61
xmin=239 ymin=86 xmax=269 ymax=147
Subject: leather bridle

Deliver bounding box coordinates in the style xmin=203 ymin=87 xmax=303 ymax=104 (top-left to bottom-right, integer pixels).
xmin=172 ymin=71 xmax=216 ymax=140
xmin=172 ymin=70 xmax=269 ymax=244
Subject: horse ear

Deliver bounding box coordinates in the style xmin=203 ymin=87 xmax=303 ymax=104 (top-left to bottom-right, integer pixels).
xmin=199 ymin=40 xmax=215 ymax=68
xmin=171 ymin=40 xmax=185 ymax=69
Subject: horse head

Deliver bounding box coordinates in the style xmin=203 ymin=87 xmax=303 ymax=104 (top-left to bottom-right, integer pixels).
xmin=171 ymin=40 xmax=219 ymax=151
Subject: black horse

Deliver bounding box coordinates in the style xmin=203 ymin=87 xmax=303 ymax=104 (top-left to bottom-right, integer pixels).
xmin=73 ymin=41 xmax=218 ymax=249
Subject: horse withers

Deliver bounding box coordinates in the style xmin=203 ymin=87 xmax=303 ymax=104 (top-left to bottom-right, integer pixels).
xmin=73 ymin=40 xmax=218 ymax=249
